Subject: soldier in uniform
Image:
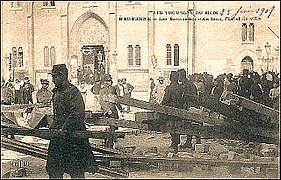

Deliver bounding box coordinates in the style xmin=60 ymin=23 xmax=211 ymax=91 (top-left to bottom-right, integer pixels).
xmin=46 ymin=64 xmax=97 ymax=179
xmin=21 ymin=77 xmax=34 ymax=104
xmin=36 ymin=79 xmax=52 ymax=105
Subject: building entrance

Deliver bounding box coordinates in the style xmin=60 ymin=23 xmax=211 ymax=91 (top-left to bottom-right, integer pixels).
xmin=81 ymin=45 xmax=105 ymax=84
xmin=241 ymin=56 xmax=253 ymax=72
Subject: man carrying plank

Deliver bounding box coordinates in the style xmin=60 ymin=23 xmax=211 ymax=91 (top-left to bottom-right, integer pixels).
xmin=47 ymin=64 xmax=98 ymax=179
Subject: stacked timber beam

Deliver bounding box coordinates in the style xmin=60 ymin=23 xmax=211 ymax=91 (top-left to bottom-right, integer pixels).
xmin=1 ymin=127 xmax=125 ymax=140
xmin=104 ymin=96 xmax=279 ymax=144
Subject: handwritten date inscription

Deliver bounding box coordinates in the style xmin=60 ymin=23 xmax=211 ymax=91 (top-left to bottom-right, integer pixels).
xmin=220 ymin=5 xmax=275 ymax=20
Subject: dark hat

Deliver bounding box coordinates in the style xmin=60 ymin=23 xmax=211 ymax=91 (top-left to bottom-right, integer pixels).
xmin=40 ymin=79 xmax=49 ymax=84
xmin=157 ymin=77 xmax=164 ymax=81
xmin=102 ymin=74 xmax=112 ymax=82
xmin=50 ymin=64 xmax=68 ymax=76
xmin=169 ymin=71 xmax=178 ymax=81
xmin=177 ymin=69 xmax=187 ymax=80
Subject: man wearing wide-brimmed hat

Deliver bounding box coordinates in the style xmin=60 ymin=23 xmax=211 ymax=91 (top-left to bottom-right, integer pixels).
xmin=46 ymin=64 xmax=97 ymax=179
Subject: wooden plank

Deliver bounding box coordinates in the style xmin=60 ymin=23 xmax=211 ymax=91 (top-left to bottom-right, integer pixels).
xmin=1 ymin=112 xmax=18 ymax=126
xmin=28 ymin=112 xmax=47 ymax=129
xmin=90 ymin=143 xmax=124 ymax=155
xmin=105 ymin=96 xmax=220 ymax=125
xmin=1 ymin=128 xmax=125 ymax=140
xmin=1 ymin=104 xmax=49 ymax=112
xmin=147 ymin=120 xmax=278 ymax=144
xmin=1 ymin=137 xmax=128 ymax=178
xmin=86 ymin=114 xmax=277 ymax=144
xmin=232 ymin=93 xmax=279 ymax=121
xmin=91 ymin=117 xmax=148 ymax=129
xmin=87 ymin=117 xmax=278 ymax=144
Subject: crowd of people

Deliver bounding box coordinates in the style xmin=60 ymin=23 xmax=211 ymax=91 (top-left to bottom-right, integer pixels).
xmin=147 ymin=68 xmax=280 ymax=155
xmin=2 ymin=67 xmax=279 ymax=154
xmin=1 ymin=76 xmax=54 ymax=106
xmin=149 ymin=69 xmax=280 ymax=111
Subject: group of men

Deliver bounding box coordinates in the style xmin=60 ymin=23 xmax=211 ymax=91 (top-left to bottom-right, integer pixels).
xmin=90 ymin=74 xmax=134 ymax=118
xmin=1 ymin=77 xmax=34 ymax=105
xmin=1 ymin=77 xmax=53 ymax=106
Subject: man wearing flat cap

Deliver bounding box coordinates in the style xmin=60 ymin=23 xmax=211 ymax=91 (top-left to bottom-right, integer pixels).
xmin=46 ymin=64 xmax=97 ymax=179
xmin=36 ymin=79 xmax=52 ymax=105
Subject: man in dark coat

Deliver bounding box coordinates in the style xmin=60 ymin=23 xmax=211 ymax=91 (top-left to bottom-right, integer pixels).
xmin=21 ymin=77 xmax=34 ymax=104
xmin=36 ymin=79 xmax=52 ymax=105
xmin=98 ymin=74 xmax=123 ymax=148
xmin=46 ymin=64 xmax=97 ymax=179
xmin=99 ymin=74 xmax=123 ymax=119
xmin=161 ymin=71 xmax=182 ymax=154
xmin=177 ymin=69 xmax=201 ymax=148
xmin=238 ymin=69 xmax=252 ymax=99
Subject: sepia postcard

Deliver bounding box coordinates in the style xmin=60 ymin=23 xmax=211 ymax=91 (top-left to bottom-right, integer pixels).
xmin=1 ymin=1 xmax=280 ymax=179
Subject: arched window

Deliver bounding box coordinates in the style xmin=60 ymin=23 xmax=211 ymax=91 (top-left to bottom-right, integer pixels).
xmin=166 ymin=44 xmax=172 ymax=65
xmin=43 ymin=1 xmax=55 ymax=6
xmin=12 ymin=47 xmax=17 ymax=68
xmin=44 ymin=46 xmax=49 ymax=67
xmin=18 ymin=47 xmax=23 ymax=67
xmin=11 ymin=1 xmax=21 ymax=8
xmin=50 ymin=0 xmax=55 ymax=6
xmin=174 ymin=44 xmax=179 ymax=66
xmin=249 ymin=23 xmax=255 ymax=42
xmin=50 ymin=46 xmax=56 ymax=66
xmin=128 ymin=45 xmax=133 ymax=66
xmin=43 ymin=1 xmax=48 ymax=6
xmin=242 ymin=23 xmax=247 ymax=42
xmin=135 ymin=45 xmax=141 ymax=66
xmin=8 ymin=53 xmax=12 ymax=71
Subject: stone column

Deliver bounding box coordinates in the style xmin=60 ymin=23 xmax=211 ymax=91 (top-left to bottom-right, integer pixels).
xmin=60 ymin=2 xmax=69 ymax=66
xmin=109 ymin=2 xmax=118 ymax=83
xmin=192 ymin=2 xmax=197 ymax=74
xmin=147 ymin=2 xmax=156 ymax=77
xmin=27 ymin=2 xmax=35 ymax=83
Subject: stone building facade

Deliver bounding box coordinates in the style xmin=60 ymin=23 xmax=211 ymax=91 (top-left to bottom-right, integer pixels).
xmin=1 ymin=1 xmax=280 ymax=99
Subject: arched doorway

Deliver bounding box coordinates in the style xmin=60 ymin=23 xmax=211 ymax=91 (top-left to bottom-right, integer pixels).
xmin=241 ymin=56 xmax=253 ymax=72
xmin=70 ymin=11 xmax=109 ymax=83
